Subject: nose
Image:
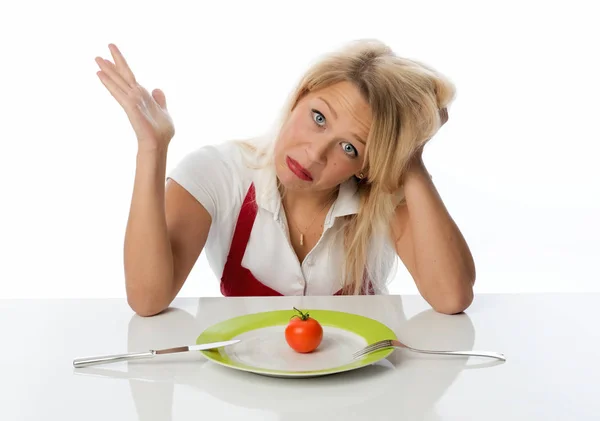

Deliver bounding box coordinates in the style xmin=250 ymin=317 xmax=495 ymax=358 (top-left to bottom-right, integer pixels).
xmin=305 ymin=138 xmax=328 ymax=165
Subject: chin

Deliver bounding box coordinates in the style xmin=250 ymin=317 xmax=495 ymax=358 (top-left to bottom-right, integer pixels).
xmin=276 ymin=171 xmax=311 ymax=191
xmin=274 ymin=158 xmax=309 ymax=189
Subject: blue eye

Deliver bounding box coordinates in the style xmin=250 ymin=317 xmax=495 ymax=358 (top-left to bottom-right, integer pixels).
xmin=311 ymin=109 xmax=326 ymax=127
xmin=341 ymin=142 xmax=358 ymax=157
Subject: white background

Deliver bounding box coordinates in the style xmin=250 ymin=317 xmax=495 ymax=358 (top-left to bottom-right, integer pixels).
xmin=1 ymin=0 xmax=598 ymax=299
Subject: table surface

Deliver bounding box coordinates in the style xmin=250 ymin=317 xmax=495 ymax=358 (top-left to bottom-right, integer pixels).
xmin=2 ymin=293 xmax=598 ymax=420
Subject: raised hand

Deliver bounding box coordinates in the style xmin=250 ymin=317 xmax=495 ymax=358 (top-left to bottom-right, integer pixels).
xmin=95 ymin=44 xmax=175 ymax=151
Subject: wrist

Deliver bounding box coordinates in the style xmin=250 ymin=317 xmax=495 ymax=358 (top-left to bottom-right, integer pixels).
xmin=135 ymin=147 xmax=169 ymax=177
xmin=137 ymin=145 xmax=169 ymax=160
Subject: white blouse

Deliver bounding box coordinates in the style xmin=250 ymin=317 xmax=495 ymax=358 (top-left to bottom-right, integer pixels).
xmin=167 ymin=140 xmax=397 ymax=295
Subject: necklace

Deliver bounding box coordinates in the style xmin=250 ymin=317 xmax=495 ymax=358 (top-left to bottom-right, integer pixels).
xmin=291 ymin=195 xmax=336 ymax=246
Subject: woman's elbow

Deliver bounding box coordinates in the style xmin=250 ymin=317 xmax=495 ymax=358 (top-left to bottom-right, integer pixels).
xmin=127 ymin=291 xmax=170 ymax=317
xmin=432 ymin=284 xmax=474 ymax=315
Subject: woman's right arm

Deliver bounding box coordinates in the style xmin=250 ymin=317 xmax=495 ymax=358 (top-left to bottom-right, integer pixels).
xmin=123 ymin=149 xmax=212 ymax=317
xmin=95 ymin=43 xmax=211 ymax=316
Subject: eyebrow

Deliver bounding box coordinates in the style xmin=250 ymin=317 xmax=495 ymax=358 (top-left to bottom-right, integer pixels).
xmin=319 ymin=97 xmax=338 ymax=119
xmin=318 ymin=97 xmax=367 ymax=145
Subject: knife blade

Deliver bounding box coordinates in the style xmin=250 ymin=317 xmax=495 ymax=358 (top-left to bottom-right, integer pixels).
xmin=72 ymin=339 xmax=240 ymax=368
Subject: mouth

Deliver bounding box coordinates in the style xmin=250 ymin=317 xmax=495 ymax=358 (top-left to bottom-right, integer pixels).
xmin=285 ymin=156 xmax=313 ymax=181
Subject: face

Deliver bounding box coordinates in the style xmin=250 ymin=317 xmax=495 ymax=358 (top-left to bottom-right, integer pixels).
xmin=274 ymin=81 xmax=372 ymax=193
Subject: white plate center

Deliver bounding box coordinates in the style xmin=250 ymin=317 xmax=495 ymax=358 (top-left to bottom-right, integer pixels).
xmin=224 ymin=325 xmax=368 ymax=372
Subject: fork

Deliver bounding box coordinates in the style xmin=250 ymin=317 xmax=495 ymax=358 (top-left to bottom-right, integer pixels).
xmin=352 ymin=339 xmax=506 ymax=361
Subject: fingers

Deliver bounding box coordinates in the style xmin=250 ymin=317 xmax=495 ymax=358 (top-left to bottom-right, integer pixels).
xmin=96 ymin=70 xmax=129 ymax=108
xmin=95 ymin=57 xmax=131 ymax=93
xmin=439 ymin=108 xmax=448 ymax=126
xmin=152 ymin=89 xmax=167 ymax=109
xmin=109 ymin=44 xmax=137 ymax=86
xmin=95 ymin=43 xmax=165 ymax=115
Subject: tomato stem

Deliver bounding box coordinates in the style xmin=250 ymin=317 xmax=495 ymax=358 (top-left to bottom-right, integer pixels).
xmin=292 ymin=307 xmax=310 ymax=321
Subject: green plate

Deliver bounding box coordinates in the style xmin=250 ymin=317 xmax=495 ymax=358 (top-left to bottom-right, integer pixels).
xmin=196 ymin=309 xmax=397 ymax=378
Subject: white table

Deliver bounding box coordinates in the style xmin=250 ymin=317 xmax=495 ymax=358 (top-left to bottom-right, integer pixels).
xmin=2 ymin=293 xmax=598 ymax=420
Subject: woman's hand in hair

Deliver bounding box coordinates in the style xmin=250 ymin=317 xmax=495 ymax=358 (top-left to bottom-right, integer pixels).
xmin=439 ymin=107 xmax=449 ymax=126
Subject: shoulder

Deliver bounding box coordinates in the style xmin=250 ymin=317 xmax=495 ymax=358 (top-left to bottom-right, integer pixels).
xmin=167 ymin=140 xmax=258 ymax=219
xmin=171 ymin=140 xmax=248 ymax=175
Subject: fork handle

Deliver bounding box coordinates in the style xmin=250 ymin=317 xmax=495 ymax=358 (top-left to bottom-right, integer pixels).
xmin=408 ymin=348 xmax=506 ymax=361
xmin=73 ymin=351 xmax=155 ymax=368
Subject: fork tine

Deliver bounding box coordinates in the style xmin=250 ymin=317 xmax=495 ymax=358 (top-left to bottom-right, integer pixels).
xmin=353 ymin=343 xmax=386 ymax=359
xmin=352 ymin=340 xmax=393 ymax=359
xmin=352 ymin=342 xmax=382 ymax=357
xmin=354 ymin=343 xmax=379 ymax=355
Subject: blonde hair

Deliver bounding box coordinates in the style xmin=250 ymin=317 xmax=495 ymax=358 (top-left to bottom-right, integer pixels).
xmin=241 ymin=39 xmax=455 ymax=294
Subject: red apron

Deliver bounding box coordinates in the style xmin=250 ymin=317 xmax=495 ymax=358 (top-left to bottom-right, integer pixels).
xmin=220 ymin=183 xmax=374 ymax=296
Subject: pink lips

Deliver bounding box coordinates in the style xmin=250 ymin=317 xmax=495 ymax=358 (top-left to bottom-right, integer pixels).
xmin=285 ymin=156 xmax=313 ymax=181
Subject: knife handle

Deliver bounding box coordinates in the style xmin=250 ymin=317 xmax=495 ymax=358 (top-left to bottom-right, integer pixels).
xmin=73 ymin=350 xmax=155 ymax=368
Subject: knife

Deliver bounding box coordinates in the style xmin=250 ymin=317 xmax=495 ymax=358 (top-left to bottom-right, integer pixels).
xmin=72 ymin=339 xmax=240 ymax=368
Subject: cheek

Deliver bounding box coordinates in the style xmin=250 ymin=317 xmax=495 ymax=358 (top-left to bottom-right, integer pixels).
xmin=326 ymin=156 xmax=358 ymax=179
xmin=277 ymin=117 xmax=308 ymax=150
xmin=288 ymin=114 xmax=310 ymax=139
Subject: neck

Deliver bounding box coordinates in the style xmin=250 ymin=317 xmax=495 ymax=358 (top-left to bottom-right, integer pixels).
xmin=279 ymin=185 xmax=338 ymax=214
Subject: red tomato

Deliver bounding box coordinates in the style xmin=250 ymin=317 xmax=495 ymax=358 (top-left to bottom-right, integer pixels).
xmin=285 ymin=307 xmax=323 ymax=353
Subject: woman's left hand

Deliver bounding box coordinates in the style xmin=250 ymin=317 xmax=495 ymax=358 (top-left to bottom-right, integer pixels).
xmin=439 ymin=107 xmax=449 ymax=126
xmin=412 ymin=107 xmax=449 ymax=162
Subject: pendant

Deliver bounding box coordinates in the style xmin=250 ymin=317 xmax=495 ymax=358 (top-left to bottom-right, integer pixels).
xmin=300 ymin=233 xmax=304 ymax=246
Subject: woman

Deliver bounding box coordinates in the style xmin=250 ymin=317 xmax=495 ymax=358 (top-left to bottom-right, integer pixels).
xmin=94 ymin=39 xmax=475 ymax=317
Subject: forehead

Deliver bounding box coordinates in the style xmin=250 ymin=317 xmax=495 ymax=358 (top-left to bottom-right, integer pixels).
xmin=305 ymin=81 xmax=372 ymax=137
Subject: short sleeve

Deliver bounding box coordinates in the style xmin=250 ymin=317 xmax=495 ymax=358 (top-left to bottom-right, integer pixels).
xmin=166 ymin=144 xmax=237 ymax=221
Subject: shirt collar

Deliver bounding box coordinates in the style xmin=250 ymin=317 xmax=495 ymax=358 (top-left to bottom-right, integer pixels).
xmin=330 ymin=177 xmax=360 ymax=217
xmin=252 ymin=160 xmax=282 ymax=219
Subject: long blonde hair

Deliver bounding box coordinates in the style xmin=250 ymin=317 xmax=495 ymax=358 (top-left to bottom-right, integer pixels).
xmin=242 ymin=39 xmax=455 ymax=294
